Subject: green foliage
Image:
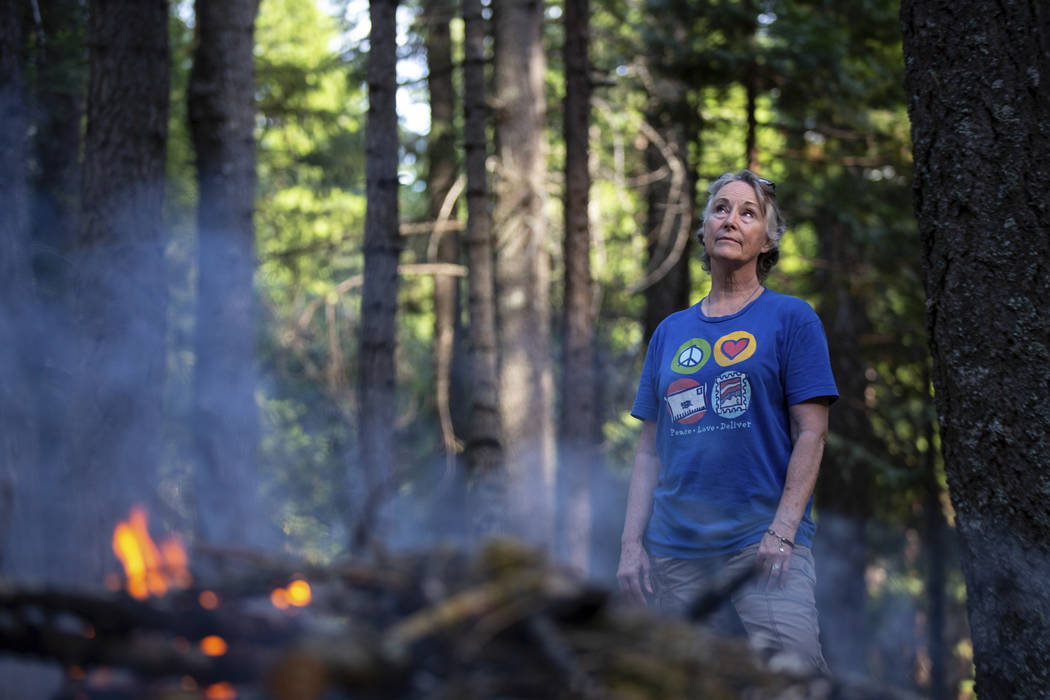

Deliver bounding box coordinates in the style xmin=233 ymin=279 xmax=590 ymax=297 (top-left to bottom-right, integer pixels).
xmin=149 ymin=0 xmax=964 ymax=690
xmin=253 ymin=0 xmax=371 ymax=556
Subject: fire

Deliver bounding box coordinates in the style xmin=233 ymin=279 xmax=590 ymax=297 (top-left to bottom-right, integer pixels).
xmin=111 ymin=507 xmax=192 ymax=599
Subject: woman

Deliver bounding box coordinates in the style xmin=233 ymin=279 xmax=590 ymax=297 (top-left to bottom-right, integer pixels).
xmin=617 ymin=170 xmax=837 ymax=673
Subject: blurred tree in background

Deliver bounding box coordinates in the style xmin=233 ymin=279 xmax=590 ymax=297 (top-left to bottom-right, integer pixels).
xmin=1 ymin=0 xmax=1015 ymax=696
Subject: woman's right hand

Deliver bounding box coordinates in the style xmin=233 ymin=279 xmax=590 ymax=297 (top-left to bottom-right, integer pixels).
xmin=617 ymin=540 xmax=653 ymax=605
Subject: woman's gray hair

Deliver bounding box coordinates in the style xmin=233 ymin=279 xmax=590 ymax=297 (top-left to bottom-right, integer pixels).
xmin=696 ymin=169 xmax=786 ymax=282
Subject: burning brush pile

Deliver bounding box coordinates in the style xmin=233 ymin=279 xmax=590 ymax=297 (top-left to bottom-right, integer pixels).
xmin=0 ymin=509 xmax=916 ymax=700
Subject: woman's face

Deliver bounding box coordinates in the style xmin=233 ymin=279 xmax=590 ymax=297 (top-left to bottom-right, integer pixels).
xmin=703 ymin=180 xmax=773 ymax=269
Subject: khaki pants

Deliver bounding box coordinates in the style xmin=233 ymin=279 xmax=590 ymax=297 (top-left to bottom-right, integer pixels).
xmin=650 ymin=543 xmax=829 ymax=674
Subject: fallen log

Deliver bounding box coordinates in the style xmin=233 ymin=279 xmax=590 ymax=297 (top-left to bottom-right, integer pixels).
xmin=0 ymin=539 xmax=921 ymax=699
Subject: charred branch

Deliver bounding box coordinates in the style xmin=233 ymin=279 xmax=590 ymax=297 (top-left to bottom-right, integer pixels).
xmin=0 ymin=541 xmax=921 ymax=699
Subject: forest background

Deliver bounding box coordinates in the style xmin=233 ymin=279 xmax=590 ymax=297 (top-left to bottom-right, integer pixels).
xmin=0 ymin=0 xmax=974 ymax=697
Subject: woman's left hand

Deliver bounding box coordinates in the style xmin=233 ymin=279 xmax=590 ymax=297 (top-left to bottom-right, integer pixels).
xmin=757 ymin=530 xmax=793 ymax=590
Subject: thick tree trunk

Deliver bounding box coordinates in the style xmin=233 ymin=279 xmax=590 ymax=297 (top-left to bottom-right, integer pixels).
xmin=492 ymin=0 xmax=555 ymax=547
xmin=560 ymin=0 xmax=596 ymax=575
xmin=902 ymin=2 xmax=1050 ymax=697
xmin=29 ymin=0 xmax=87 ymax=535
xmin=358 ymin=0 xmax=401 ymax=524
xmin=922 ymin=362 xmax=949 ymax=700
xmin=67 ymin=0 xmax=170 ymax=581
xmin=424 ymin=0 xmax=463 ymax=470
xmin=461 ymin=0 xmax=504 ymax=534
xmin=31 ymin=0 xmax=85 ymax=299
xmin=189 ymin=0 xmax=266 ymax=547
xmin=0 ymin=0 xmax=34 ymax=569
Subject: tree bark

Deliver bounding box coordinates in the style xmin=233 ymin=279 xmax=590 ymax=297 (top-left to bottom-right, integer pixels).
xmin=423 ymin=0 xmax=463 ymax=471
xmin=560 ymin=0 xmax=596 ymax=575
xmin=922 ymin=362 xmax=948 ymax=700
xmin=461 ymin=0 xmax=504 ymax=535
xmin=902 ymin=1 xmax=1050 ymax=697
xmin=492 ymin=0 xmax=555 ymax=547
xmin=0 ymin=0 xmax=35 ymax=569
xmin=641 ymin=107 xmax=692 ymax=343
xmin=358 ymin=0 xmax=402 ymax=526
xmin=811 ymin=210 xmax=875 ymax=678
xmin=743 ymin=0 xmax=759 ymax=172
xmin=67 ymin=0 xmax=170 ymax=581
xmin=29 ymin=0 xmax=87 ymax=536
xmin=189 ymin=0 xmax=266 ymax=547
xmin=30 ymin=0 xmax=85 ymax=300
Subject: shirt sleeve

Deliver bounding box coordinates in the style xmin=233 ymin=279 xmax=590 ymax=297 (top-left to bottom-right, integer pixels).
xmin=782 ymin=316 xmax=839 ymax=406
xmin=631 ymin=332 xmax=662 ymax=422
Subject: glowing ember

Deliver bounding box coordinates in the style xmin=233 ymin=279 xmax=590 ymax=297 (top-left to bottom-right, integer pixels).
xmin=270 ymin=578 xmax=312 ymax=610
xmin=111 ymin=506 xmax=192 ymax=599
xmin=204 ymin=681 xmax=237 ymax=699
xmin=270 ymin=588 xmax=290 ymax=610
xmin=286 ymin=579 xmax=312 ymax=607
xmin=199 ymin=635 xmax=228 ymax=657
xmin=199 ymin=590 xmax=220 ymax=610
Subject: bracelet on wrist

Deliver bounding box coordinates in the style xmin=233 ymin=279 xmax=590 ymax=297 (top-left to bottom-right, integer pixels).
xmin=766 ymin=528 xmax=795 ymax=549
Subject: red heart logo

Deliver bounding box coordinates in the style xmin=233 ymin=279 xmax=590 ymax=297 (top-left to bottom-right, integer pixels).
xmin=722 ymin=338 xmax=749 ymax=359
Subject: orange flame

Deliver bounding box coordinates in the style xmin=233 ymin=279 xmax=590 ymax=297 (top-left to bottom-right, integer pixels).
xmin=111 ymin=507 xmax=192 ymax=599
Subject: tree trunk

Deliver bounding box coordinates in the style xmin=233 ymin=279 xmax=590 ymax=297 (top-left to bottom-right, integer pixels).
xmin=492 ymin=0 xmax=555 ymax=547
xmin=189 ymin=0 xmax=266 ymax=547
xmin=641 ymin=107 xmax=691 ymax=343
xmin=560 ymin=0 xmax=596 ymax=575
xmin=0 ymin=0 xmax=34 ymax=569
xmin=902 ymin=2 xmax=1050 ymax=697
xmin=811 ymin=211 xmax=874 ymax=678
xmin=29 ymin=0 xmax=87 ymax=536
xmin=743 ymin=0 xmax=759 ymax=172
xmin=30 ymin=0 xmax=85 ymax=300
xmin=67 ymin=0 xmax=170 ymax=581
xmin=461 ymin=0 xmax=504 ymax=534
xmin=922 ymin=363 xmax=948 ymax=700
xmin=424 ymin=0 xmax=463 ymax=471
xmin=358 ymin=0 xmax=401 ymax=530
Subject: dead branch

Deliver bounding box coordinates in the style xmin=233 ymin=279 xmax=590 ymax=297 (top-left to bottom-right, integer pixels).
xmin=0 ymin=541 xmax=924 ymax=700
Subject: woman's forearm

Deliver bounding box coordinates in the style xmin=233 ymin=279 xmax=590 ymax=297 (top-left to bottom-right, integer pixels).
xmin=772 ymin=400 xmax=829 ymax=539
xmin=622 ymin=421 xmax=660 ymax=545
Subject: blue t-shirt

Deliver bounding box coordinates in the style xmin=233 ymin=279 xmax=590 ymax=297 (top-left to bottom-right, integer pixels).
xmin=631 ymin=289 xmax=838 ymax=558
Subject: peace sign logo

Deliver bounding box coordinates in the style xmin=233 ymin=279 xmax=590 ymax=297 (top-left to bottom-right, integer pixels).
xmin=670 ymin=338 xmax=711 ymax=374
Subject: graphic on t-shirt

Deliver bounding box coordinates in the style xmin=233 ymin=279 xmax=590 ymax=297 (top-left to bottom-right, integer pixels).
xmin=714 ymin=331 xmax=757 ymax=366
xmin=664 ymin=378 xmax=707 ymax=423
xmin=670 ymin=338 xmax=712 ymax=374
xmin=712 ymin=370 xmax=750 ymax=419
